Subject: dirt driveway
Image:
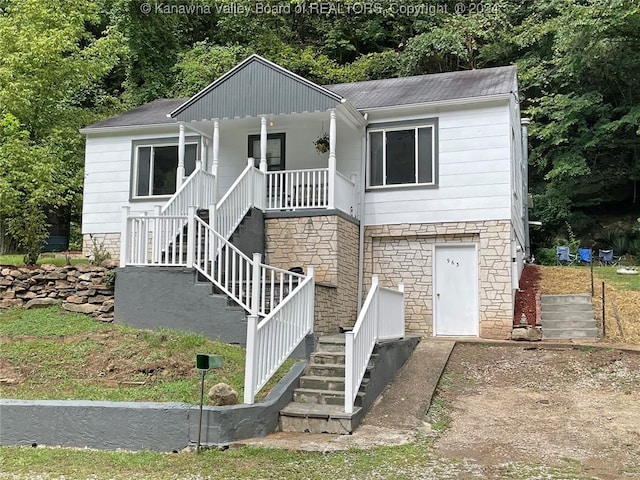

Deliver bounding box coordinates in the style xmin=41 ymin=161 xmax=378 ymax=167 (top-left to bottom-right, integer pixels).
xmin=429 ymin=343 xmax=640 ymax=479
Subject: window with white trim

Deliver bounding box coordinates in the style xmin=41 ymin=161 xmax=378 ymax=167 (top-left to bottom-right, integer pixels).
xmin=368 ymin=123 xmax=436 ymax=188
xmin=133 ymin=142 xmax=198 ymax=198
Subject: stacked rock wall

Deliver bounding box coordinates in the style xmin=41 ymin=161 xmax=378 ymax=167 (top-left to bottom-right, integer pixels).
xmin=0 ymin=264 xmax=115 ymax=321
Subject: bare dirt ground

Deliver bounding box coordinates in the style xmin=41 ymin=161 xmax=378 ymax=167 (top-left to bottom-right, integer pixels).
xmin=430 ymin=343 xmax=640 ymax=479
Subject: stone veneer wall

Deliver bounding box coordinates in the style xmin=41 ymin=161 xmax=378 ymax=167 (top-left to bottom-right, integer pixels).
xmin=265 ymin=215 xmax=359 ymax=333
xmin=363 ymin=220 xmax=513 ymax=339
xmin=83 ymin=233 xmax=121 ymax=262
xmin=0 ymin=264 xmax=115 ymax=320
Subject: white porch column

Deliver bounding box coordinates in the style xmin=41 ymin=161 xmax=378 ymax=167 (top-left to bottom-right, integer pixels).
xmin=329 ymin=109 xmax=337 ymax=161
xmin=260 ymin=116 xmax=268 ymax=172
xmin=176 ymin=123 xmax=186 ymax=190
xmin=212 ymin=120 xmax=220 ymax=176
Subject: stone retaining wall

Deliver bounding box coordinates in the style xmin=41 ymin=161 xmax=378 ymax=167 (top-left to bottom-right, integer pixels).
xmin=0 ymin=264 xmax=116 ymax=321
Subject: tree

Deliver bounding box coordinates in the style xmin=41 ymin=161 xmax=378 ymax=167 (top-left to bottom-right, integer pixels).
xmin=0 ymin=0 xmax=124 ymax=263
xmin=511 ymin=0 xmax=640 ymax=242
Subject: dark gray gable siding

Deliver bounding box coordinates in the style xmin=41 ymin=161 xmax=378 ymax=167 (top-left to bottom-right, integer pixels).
xmin=173 ymin=56 xmax=343 ymax=122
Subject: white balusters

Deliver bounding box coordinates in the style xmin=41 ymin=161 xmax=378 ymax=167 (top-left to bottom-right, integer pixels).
xmin=344 ymin=275 xmax=404 ymax=414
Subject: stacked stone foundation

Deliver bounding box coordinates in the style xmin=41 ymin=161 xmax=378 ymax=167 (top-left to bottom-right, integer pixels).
xmin=364 ymin=220 xmax=513 ymax=340
xmin=265 ymin=214 xmax=359 ymax=334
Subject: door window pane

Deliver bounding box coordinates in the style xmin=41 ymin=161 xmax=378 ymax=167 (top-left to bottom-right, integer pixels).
xmin=185 ymin=143 xmax=198 ymax=176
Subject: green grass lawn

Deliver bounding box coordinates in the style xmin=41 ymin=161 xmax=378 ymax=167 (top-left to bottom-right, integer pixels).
xmin=0 ymin=253 xmax=90 ymax=267
xmin=0 ymin=442 xmax=601 ymax=480
xmin=0 ymin=306 xmax=291 ymax=403
xmin=594 ymin=266 xmax=640 ymax=291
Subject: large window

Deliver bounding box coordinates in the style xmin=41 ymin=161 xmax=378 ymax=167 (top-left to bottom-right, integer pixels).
xmin=133 ymin=142 xmax=198 ymax=198
xmin=368 ymin=123 xmax=437 ymax=188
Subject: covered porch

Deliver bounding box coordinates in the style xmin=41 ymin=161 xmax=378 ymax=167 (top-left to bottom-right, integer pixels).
xmin=168 ymin=54 xmax=365 ymax=220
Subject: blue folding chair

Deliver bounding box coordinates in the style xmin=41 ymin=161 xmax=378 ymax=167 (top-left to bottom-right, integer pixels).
xmin=556 ymin=246 xmax=575 ymax=265
xmin=577 ymin=248 xmax=591 ymax=265
xmin=598 ymin=249 xmax=619 ymax=266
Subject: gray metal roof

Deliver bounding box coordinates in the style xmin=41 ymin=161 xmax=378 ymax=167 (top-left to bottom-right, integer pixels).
xmin=172 ymin=55 xmax=343 ymax=122
xmin=83 ymin=64 xmax=516 ymax=130
xmin=325 ymin=66 xmax=517 ymax=109
xmin=85 ymin=98 xmax=186 ymax=129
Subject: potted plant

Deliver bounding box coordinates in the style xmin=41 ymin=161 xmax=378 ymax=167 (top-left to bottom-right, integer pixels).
xmin=313 ymin=132 xmax=330 ymax=154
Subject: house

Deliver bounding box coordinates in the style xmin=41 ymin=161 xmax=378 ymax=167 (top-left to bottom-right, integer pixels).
xmin=80 ymin=54 xmax=528 ymax=356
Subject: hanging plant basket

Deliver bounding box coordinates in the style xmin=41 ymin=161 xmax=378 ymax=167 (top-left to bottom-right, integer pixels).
xmin=313 ymin=132 xmax=330 ymax=154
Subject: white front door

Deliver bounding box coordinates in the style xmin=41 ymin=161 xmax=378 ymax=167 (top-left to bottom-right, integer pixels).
xmin=434 ymin=244 xmax=478 ymax=336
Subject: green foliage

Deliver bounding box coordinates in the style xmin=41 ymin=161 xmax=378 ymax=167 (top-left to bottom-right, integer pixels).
xmin=0 ymin=0 xmax=125 ymax=264
xmin=102 ymin=269 xmax=116 ymax=289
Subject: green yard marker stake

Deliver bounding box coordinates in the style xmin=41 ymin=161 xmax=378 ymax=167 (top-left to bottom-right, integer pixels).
xmin=195 ymin=354 xmax=223 ymax=454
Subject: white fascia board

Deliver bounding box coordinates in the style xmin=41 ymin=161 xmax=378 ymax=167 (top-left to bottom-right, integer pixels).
xmin=79 ymin=123 xmax=179 ymax=136
xmin=360 ymin=93 xmax=512 ymax=118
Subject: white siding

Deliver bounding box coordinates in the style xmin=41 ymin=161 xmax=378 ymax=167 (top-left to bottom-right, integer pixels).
xmin=363 ymin=101 xmax=512 ymax=226
xmin=82 ymin=113 xmax=363 ymax=235
xmin=82 ymin=126 xmax=182 ymax=234
xmin=509 ymin=95 xmax=526 ymax=251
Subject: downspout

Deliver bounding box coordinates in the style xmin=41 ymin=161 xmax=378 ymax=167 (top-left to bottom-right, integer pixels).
xmin=356 ymin=116 xmax=368 ymax=314
xmin=521 ymin=118 xmax=531 ymax=258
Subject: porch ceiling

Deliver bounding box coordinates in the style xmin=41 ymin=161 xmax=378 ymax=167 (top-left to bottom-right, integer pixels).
xmin=171 ymin=55 xmax=344 ymax=122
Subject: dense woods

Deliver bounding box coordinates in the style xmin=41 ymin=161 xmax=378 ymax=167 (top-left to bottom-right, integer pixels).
xmin=0 ymin=0 xmax=638 ymax=261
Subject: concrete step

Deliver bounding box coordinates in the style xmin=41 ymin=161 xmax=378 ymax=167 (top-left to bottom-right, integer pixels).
xmin=541 ymin=311 xmax=596 ymax=322
xmin=542 ymin=327 xmax=599 ymax=339
xmin=310 ymin=351 xmax=345 ymax=365
xmin=292 ymin=388 xmax=364 ymax=406
xmin=540 ymin=294 xmax=592 ymax=306
xmin=541 ymin=304 xmax=594 ymax=314
xmin=316 ymin=334 xmax=345 ymax=353
xmin=542 ymin=319 xmax=598 ymax=329
xmin=279 ymin=403 xmax=362 ymax=434
xmin=299 ymin=375 xmax=345 ymax=391
xmin=305 ymin=363 xmax=345 ymax=378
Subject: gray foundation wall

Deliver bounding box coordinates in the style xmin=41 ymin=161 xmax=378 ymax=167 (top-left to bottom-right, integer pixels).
xmin=1 ymin=363 xmax=305 ymax=451
xmin=115 ymin=266 xmax=248 ymax=344
xmin=364 ymin=337 xmax=421 ymax=412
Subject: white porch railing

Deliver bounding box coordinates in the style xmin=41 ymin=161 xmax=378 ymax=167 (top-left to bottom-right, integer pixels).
xmin=266 ymin=168 xmax=329 ymax=209
xmin=244 ymin=267 xmax=315 ymax=404
xmin=215 ymin=158 xmax=266 ymax=240
xmin=161 ymin=168 xmax=217 ymax=217
xmin=264 ymin=158 xmax=356 ymax=216
xmin=344 ymin=275 xmax=404 ymax=414
xmin=120 ymin=211 xmax=190 ymax=266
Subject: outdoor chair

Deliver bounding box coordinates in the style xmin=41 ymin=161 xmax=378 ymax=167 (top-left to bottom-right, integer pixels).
xmin=577 ymin=248 xmax=592 ymax=265
xmin=556 ymin=246 xmax=576 ymax=266
xmin=598 ymin=249 xmax=620 ymax=266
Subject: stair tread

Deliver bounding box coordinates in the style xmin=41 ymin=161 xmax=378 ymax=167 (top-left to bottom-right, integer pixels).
xmin=280 ymin=403 xmax=360 ymax=418
xmin=295 ymin=387 xmax=346 ymax=394
xmin=301 ymin=375 xmax=346 ymax=382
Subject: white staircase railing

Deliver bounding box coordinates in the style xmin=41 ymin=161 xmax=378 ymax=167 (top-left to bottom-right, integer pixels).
xmin=244 ymin=267 xmax=314 ymax=404
xmin=215 ymin=159 xmax=266 ymax=240
xmin=161 ymin=168 xmax=217 ymax=217
xmin=344 ymin=275 xmax=404 ymax=414
xmin=192 ymin=213 xmax=303 ymax=316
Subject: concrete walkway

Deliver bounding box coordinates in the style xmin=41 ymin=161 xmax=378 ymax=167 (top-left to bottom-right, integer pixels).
xmin=231 ymin=339 xmax=455 ymax=452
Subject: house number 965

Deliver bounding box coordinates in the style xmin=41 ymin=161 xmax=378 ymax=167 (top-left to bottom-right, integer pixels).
xmin=446 ymin=258 xmax=460 ymax=267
